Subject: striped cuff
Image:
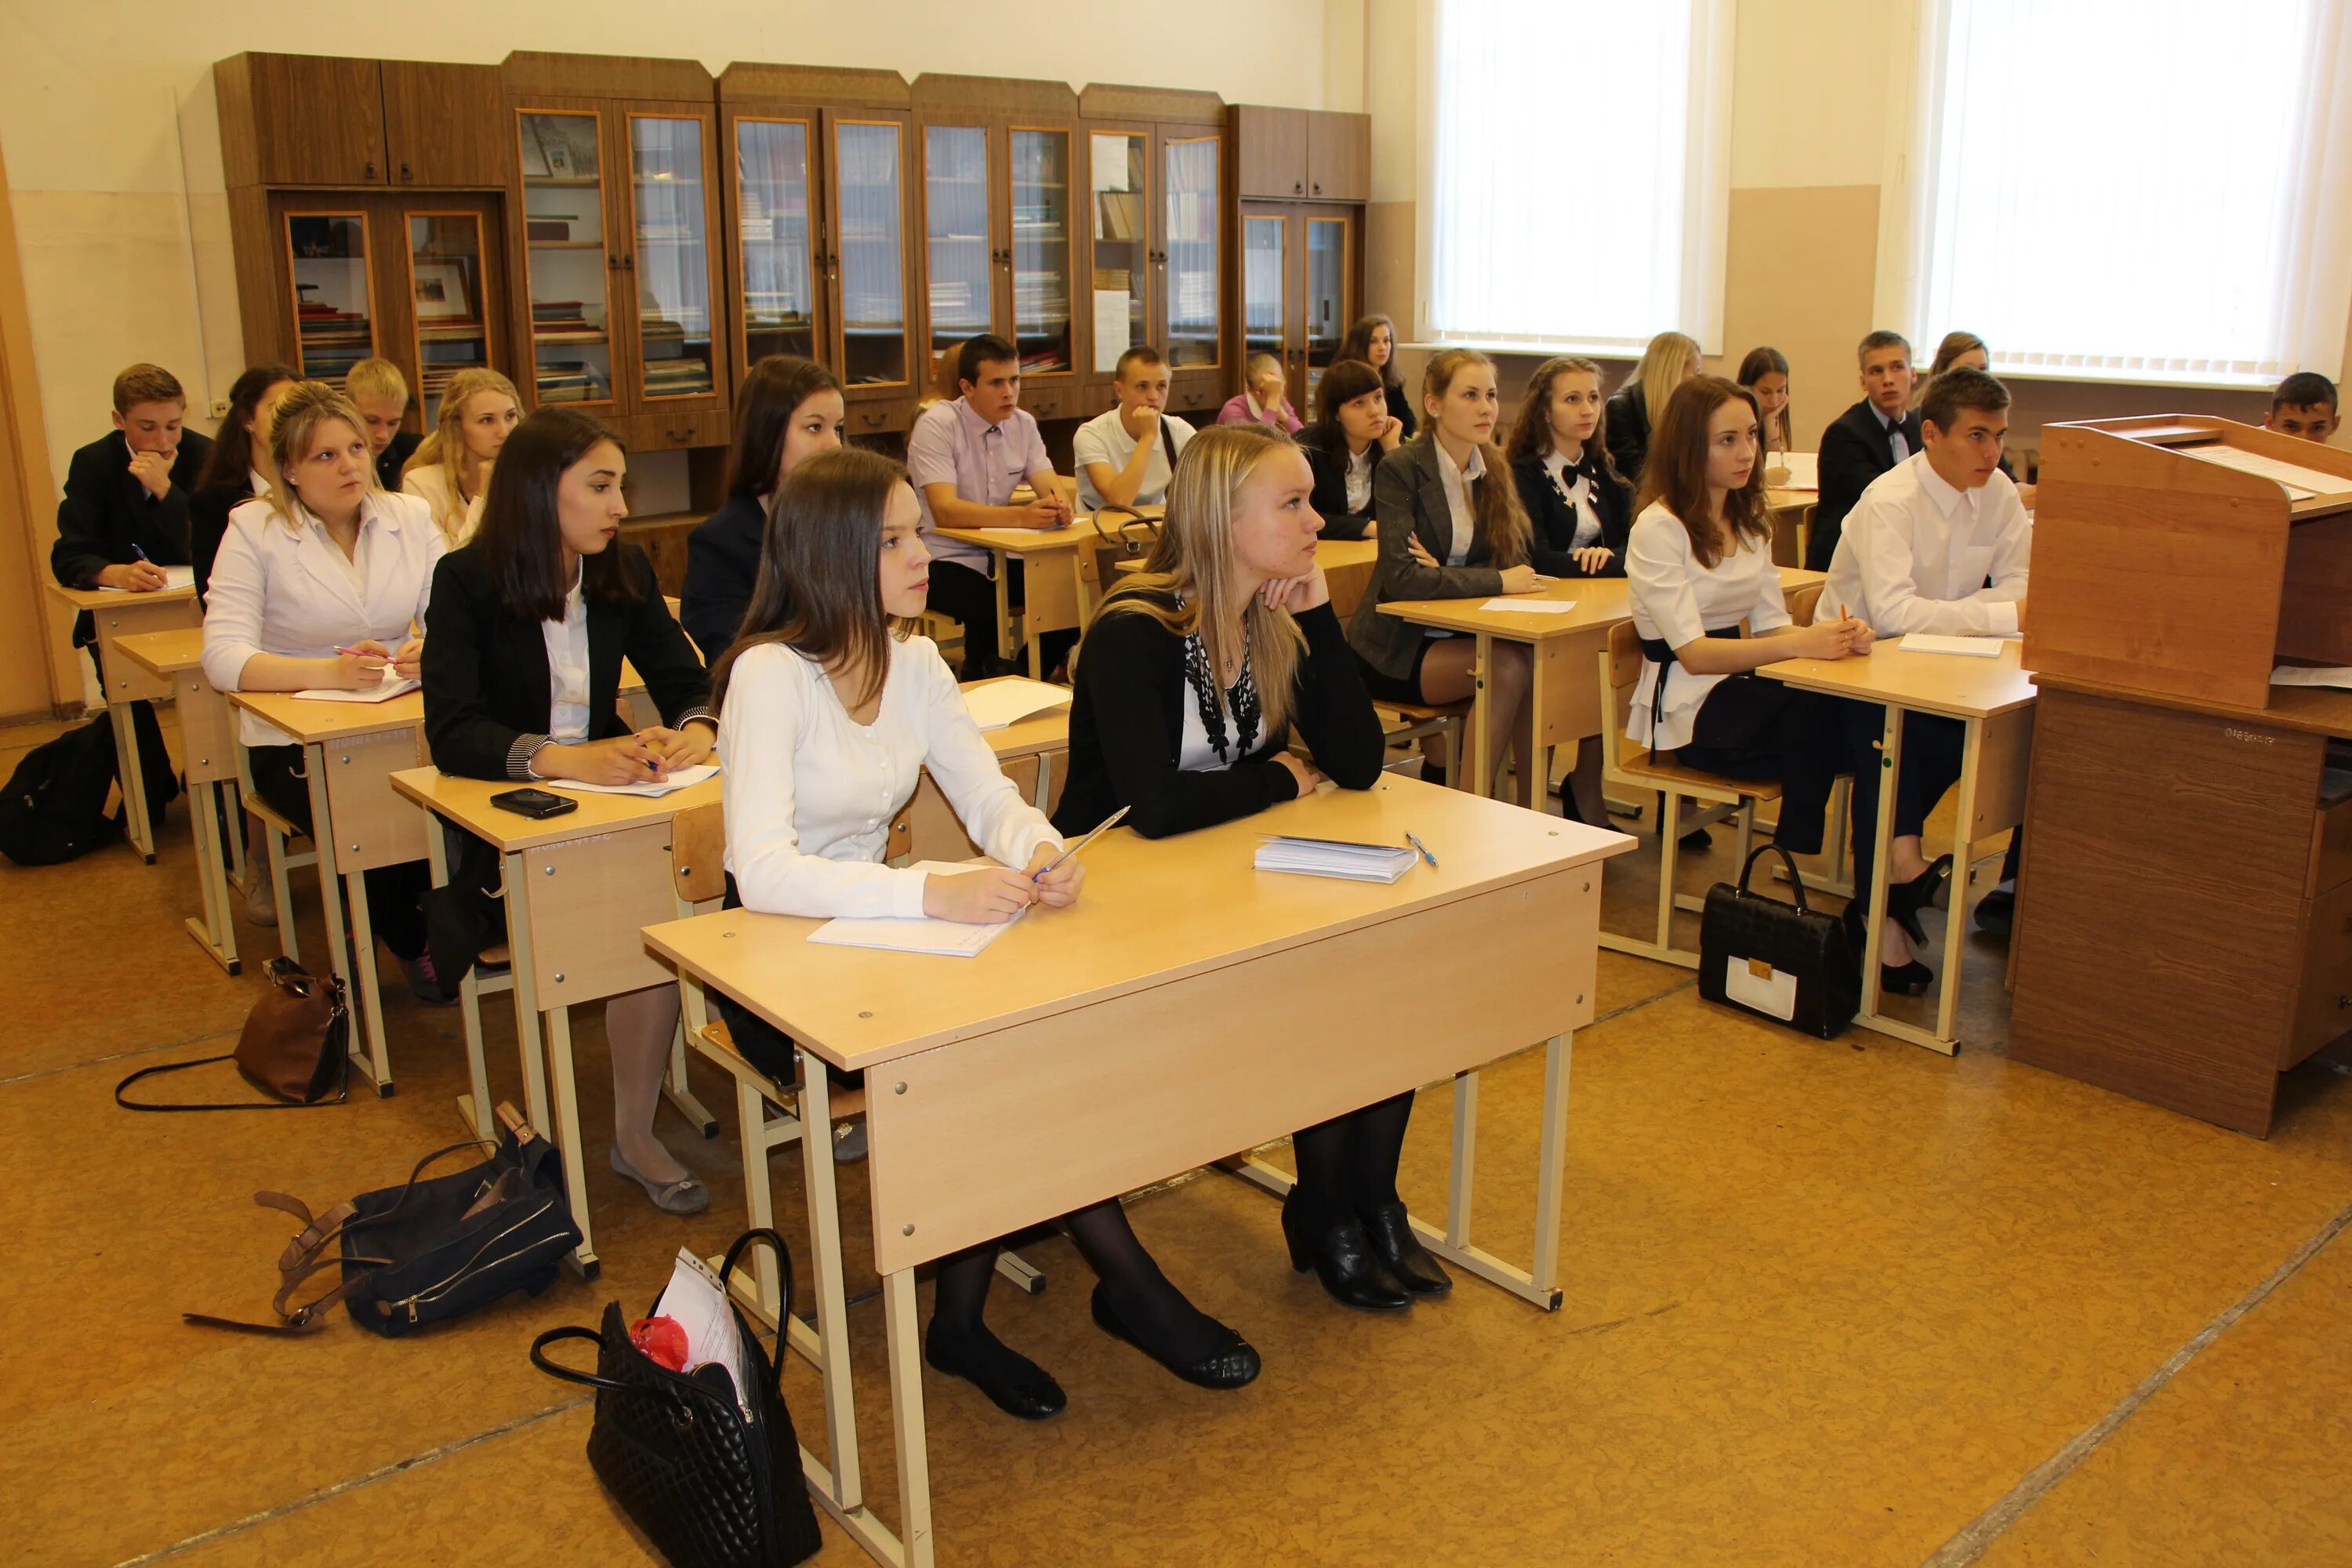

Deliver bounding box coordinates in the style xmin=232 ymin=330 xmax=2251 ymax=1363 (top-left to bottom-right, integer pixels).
xmin=674 ymin=706 xmax=716 ymax=731
xmin=506 ymin=732 xmax=551 ymax=781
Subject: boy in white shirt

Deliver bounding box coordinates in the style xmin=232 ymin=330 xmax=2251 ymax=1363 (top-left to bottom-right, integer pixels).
xmin=1827 ymin=366 xmax=2031 ymax=983
xmin=1072 ymin=347 xmax=1194 ymax=511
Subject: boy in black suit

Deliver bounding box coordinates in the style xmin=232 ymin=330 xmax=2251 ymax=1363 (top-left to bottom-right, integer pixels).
xmin=1806 ymin=330 xmax=1920 ymax=570
xmin=2264 ymin=371 xmax=2339 ymax=444
xmin=348 ymin=357 xmax=423 ymax=489
xmin=50 ymin=362 xmax=211 ymax=604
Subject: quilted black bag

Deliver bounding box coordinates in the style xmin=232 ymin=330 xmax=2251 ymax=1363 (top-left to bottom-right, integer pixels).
xmin=531 ymin=1229 xmax=823 ymax=1568
xmin=1698 ymin=843 xmax=1860 ymax=1040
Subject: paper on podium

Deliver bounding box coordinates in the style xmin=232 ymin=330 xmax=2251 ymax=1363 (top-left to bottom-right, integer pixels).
xmin=2272 ymin=665 xmax=2352 ymax=691
xmin=962 ymin=677 xmax=1072 ymax=730
xmin=546 ymin=762 xmax=717 ymax=798
xmin=1899 ymin=633 xmax=2003 ymax=658
xmin=809 ymin=862 xmax=1027 ymax=956
xmin=652 ymin=1248 xmax=753 ymax=1423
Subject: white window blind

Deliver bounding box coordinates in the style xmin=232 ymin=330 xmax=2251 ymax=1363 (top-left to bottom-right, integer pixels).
xmin=1425 ymin=0 xmax=1733 ymax=354
xmin=1904 ymin=0 xmax=2352 ymax=385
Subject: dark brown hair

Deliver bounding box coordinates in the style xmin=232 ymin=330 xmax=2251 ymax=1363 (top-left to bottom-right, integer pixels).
xmin=956 ymin=333 xmax=1018 ymax=389
xmin=470 ymin=408 xmax=641 ymax=622
xmin=710 ymin=447 xmax=913 ymax=714
xmin=1338 ymin=314 xmax=1402 ymax=392
xmin=1503 ymin=355 xmax=1622 ymax=484
xmin=111 ymin=363 xmax=184 ymax=413
xmin=2274 ymin=370 xmax=2339 ymax=414
xmin=197 ymin=362 xmax=298 ymax=491
xmin=724 ymin=354 xmax=844 ymax=502
xmin=1418 ymin=349 xmax=1532 ymax=569
xmin=1638 ymin=376 xmax=1769 ymax=568
xmin=1928 ymin=330 xmax=1987 ymax=378
xmin=1918 ymin=366 xmax=2011 ymax=431
xmin=1857 ymin=329 xmax=1913 ymax=365
xmin=1311 ymin=357 xmax=1385 ymax=466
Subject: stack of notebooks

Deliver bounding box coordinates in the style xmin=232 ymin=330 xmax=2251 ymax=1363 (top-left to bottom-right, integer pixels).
xmin=296 ymin=303 xmax=370 ymax=384
xmin=1254 ymin=837 xmax=1421 ymax=884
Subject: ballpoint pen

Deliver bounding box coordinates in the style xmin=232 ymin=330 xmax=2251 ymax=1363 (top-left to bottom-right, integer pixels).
xmin=1032 ymin=804 xmax=1129 ymax=881
xmin=1405 ymin=830 xmax=1438 ymax=869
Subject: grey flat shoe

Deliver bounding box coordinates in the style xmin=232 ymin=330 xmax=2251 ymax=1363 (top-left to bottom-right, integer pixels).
xmin=609 ymin=1142 xmax=709 ymax=1214
xmin=245 ymin=874 xmax=278 ymax=927
xmin=832 ymin=1120 xmax=868 ymax=1163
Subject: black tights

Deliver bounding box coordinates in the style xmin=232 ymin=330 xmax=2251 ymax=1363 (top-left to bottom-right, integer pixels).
xmin=1287 ymin=1089 xmax=1417 ymax=1224
xmin=930 ymin=1196 xmax=1226 ymax=1367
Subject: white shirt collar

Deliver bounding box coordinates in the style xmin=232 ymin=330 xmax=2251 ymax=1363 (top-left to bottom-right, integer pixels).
xmin=1436 ymin=438 xmax=1485 ymax=485
xmin=1913 ymin=453 xmax=1976 ymax=518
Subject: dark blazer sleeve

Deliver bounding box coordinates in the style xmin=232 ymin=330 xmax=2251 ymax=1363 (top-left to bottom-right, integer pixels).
xmin=1306 ymin=444 xmax=1373 ymax=541
xmin=422 ymin=550 xmax=537 ymax=780
xmin=1284 ymin=601 xmax=1384 ymax=788
xmin=1385 ymin=382 xmax=1417 ymax=442
xmin=620 ymin=552 xmax=713 ymax=729
xmin=1603 ymin=391 xmax=1648 ymax=486
xmin=51 ymin=444 xmax=117 ymax=588
xmin=680 ymin=498 xmax=760 ymax=658
xmin=1810 ymin=409 xmax=1880 ymax=571
xmin=189 ymin=485 xmax=241 ymax=606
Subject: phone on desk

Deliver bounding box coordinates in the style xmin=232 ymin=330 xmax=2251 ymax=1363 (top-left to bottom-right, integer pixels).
xmin=490 ymin=787 xmax=577 ymax=820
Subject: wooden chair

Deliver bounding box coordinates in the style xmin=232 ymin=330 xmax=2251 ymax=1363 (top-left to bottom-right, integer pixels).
xmin=1374 ymin=700 xmax=1472 ymax=787
xmin=1595 ymin=620 xmax=1778 ymax=967
xmin=1797 ymin=503 xmax=1817 ymax=570
xmin=234 ymin=747 xmax=318 ymax=965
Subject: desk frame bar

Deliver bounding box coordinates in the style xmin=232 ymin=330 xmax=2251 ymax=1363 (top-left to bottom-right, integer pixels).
xmin=299 ymin=742 xmax=396 ymax=1094
xmin=183 ymin=776 xmax=241 ymax=975
xmin=1848 ymin=706 xmax=1976 ymax=1057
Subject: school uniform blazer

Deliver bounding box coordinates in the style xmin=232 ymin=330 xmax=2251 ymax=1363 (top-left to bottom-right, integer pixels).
xmin=678 ymin=492 xmax=767 ymax=659
xmin=51 ymin=430 xmax=214 ymax=644
xmin=1809 ymin=398 xmax=1923 ymax=572
xmin=1602 ymin=386 xmax=1650 ymax=486
xmin=420 ymin=541 xmax=712 ymax=781
xmin=1305 ymin=439 xmax=1376 ymax=541
xmin=1345 ymin=437 xmax=1507 ymax=680
xmin=1511 ymin=452 xmax=1629 ymax=578
xmin=374 ymin=430 xmax=421 ymax=493
xmin=1383 ymin=381 xmax=1417 ymax=443
xmin=1054 ymin=590 xmax=1385 ymax=840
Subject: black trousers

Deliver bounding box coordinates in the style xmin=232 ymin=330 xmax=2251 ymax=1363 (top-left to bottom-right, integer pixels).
xmin=1673 ymin=674 xmax=1857 ymax=857
xmin=927 ymin=557 xmax=1077 ymax=679
xmin=1842 ymin=706 xmax=2024 ymax=899
xmin=248 ymin=743 xmax=428 ymax=960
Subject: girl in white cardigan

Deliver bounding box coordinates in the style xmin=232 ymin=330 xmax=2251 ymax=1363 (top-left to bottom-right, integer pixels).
xmin=713 ymin=446 xmax=1258 ymax=1422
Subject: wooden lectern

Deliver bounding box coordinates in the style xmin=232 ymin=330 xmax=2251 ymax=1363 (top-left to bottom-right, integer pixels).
xmin=2013 ymin=415 xmax=2352 ymax=1134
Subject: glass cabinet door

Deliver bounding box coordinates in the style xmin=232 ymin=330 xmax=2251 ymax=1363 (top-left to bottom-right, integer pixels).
xmin=1008 ymin=128 xmax=1073 ymax=376
xmin=1242 ymin=211 xmax=1290 ymax=373
xmin=405 ymin=212 xmax=491 ymax=425
xmin=285 ymin=212 xmax=376 ymax=390
xmin=1163 ymin=135 xmax=1221 ymax=370
xmin=1303 ymin=213 xmax=1352 ymax=411
xmin=1087 ymin=132 xmax=1147 ymax=374
xmin=516 ymin=110 xmax=613 ymax=406
xmin=833 ymin=119 xmax=909 ymax=390
xmin=924 ymin=125 xmax=994 ymax=383
xmin=733 ymin=117 xmax=818 ymax=366
xmin=629 ymin=115 xmax=717 ymax=401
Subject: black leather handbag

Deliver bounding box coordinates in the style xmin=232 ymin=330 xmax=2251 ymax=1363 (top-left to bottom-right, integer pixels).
xmin=1698 ymin=844 xmax=1860 ymax=1040
xmin=531 ymin=1229 xmax=823 ymax=1568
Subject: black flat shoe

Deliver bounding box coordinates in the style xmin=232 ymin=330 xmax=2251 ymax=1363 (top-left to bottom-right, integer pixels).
xmin=1884 ymin=855 xmax=1954 ymax=946
xmin=923 ymin=1323 xmax=1065 ymax=1421
xmin=1679 ymin=826 xmax=1714 ymax=852
xmin=1974 ymin=887 xmax=2015 ymax=940
xmin=1280 ymin=1189 xmax=1410 ymax=1312
xmin=1359 ymin=1200 xmax=1451 ymax=1296
xmin=1418 ymin=763 xmax=1447 ymax=789
xmin=1879 ymin=959 xmax=1933 ymax=997
xmin=1088 ymin=1284 xmax=1261 ymax=1390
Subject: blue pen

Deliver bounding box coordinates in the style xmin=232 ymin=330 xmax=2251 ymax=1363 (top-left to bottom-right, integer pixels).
xmin=130 ymin=543 xmax=150 ymax=562
xmin=1406 ymin=831 xmax=1438 ymax=869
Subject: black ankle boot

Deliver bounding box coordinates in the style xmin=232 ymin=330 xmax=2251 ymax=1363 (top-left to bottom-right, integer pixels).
xmin=1358 ymin=1200 xmax=1451 ymax=1295
xmin=1280 ymin=1189 xmax=1410 ymax=1312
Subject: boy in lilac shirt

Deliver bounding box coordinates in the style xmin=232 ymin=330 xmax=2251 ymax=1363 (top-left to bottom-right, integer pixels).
xmin=907 ymin=333 xmax=1072 ymax=677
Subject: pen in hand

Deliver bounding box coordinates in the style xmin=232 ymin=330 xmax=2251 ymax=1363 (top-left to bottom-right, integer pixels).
xmin=1032 ymin=804 xmax=1129 ymax=882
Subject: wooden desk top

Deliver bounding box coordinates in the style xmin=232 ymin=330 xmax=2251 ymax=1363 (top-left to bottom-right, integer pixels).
xmin=2034 ymin=671 xmax=2352 ymax=739
xmin=959 ymin=676 xmax=1071 ymax=760
xmin=936 ymin=505 xmax=1163 ymax=555
xmin=1759 ymin=638 xmax=2038 ymax=720
xmin=1764 ymin=488 xmax=1813 ymax=513
xmin=644 ymin=774 xmax=1635 ymax=1072
xmin=391 ymin=765 xmax=723 ymax=852
xmin=230 ymin=688 xmax=426 ymax=742
xmin=43 ymin=579 xmax=197 ymax=612
xmin=1116 ymin=537 xmax=1374 ymax=578
xmin=1380 ymin=568 xmax=1824 ymax=641
xmin=113 ymin=627 xmax=206 ymax=678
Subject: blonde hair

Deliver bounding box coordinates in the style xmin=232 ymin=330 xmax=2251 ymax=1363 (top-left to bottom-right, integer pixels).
xmin=1246 ymin=354 xmax=1284 ymax=387
xmin=1096 ymin=423 xmax=1307 ymax=737
xmin=258 ymin=381 xmax=376 ymax=532
xmin=406 ymin=367 xmax=520 ymax=539
xmin=344 ymin=357 xmax=409 ymax=405
xmin=1632 ymin=331 xmax=1702 ymax=432
xmin=1419 ymin=349 xmax=1532 ymax=569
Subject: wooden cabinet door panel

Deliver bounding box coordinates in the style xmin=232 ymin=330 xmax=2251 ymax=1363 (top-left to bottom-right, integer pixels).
xmin=382 ymin=62 xmax=510 ymax=187
xmin=1305 ymin=111 xmax=1369 ymax=202
xmin=223 ymin=54 xmax=387 ymax=187
xmin=1234 ymin=106 xmax=1307 ymax=199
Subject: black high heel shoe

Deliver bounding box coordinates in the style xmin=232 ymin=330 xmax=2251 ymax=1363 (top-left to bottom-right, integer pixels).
xmin=1280 ymin=1189 xmax=1410 ymax=1312
xmin=1359 ymin=1200 xmax=1452 ymax=1296
xmin=1843 ymin=902 xmax=1936 ymax=1000
xmin=1883 ymin=855 xmax=1954 ymax=946
xmin=1088 ymin=1284 xmax=1261 ymax=1389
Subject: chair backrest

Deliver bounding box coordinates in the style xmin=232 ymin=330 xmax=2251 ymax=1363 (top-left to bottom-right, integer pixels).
xmin=1784 ymin=580 xmax=1824 ymax=627
xmin=1599 ymin=620 xmax=1644 ymax=768
xmin=670 ymin=802 xmax=726 ymax=904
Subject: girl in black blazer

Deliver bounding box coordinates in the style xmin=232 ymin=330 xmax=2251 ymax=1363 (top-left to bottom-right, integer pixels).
xmin=1300 ymin=357 xmax=1402 ymax=540
xmin=679 ymin=354 xmax=844 ymax=659
xmin=1602 ymin=330 xmax=1700 ymax=486
xmin=1059 ymin=423 xmax=1441 ymax=1314
xmin=1504 ymin=356 xmax=1632 ymax=579
xmin=422 ymin=407 xmax=718 ymax=1216
xmin=1338 ymin=313 xmax=1415 ymax=441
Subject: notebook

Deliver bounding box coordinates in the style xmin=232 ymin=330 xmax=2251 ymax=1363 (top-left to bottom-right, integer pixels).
xmin=546 ymin=762 xmax=717 ymax=798
xmin=1254 ymin=836 xmax=1420 ymax=884
xmin=96 ymin=564 xmax=194 ymax=593
xmin=1898 ymin=633 xmax=2004 ymax=658
xmin=961 ymin=677 xmax=1072 ymax=731
xmin=808 ymin=862 xmax=1027 ymax=956
xmin=290 ymin=674 xmax=420 ymax=702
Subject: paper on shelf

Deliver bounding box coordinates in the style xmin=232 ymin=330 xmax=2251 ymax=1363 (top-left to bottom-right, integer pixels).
xmin=1898 ymin=633 xmax=2003 ymax=658
xmin=808 ymin=861 xmax=1026 ymax=956
xmin=1093 ymin=291 xmax=1131 ymax=373
xmin=2271 ymin=665 xmax=2352 ymax=690
xmin=961 ymin=677 xmax=1072 ymax=731
xmin=95 ymin=564 xmax=194 ymax=593
xmin=289 ymin=674 xmax=420 ymax=702
xmin=545 ymin=762 xmax=717 ymax=798
xmin=651 ymin=1248 xmax=753 ymax=1424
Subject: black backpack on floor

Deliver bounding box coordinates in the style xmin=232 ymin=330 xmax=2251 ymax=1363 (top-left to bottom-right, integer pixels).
xmin=0 ymin=717 xmax=124 ymax=866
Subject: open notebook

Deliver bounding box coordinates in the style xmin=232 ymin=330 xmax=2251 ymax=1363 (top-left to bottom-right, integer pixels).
xmin=962 ymin=678 xmax=1071 ymax=731
xmin=808 ymin=861 xmax=1028 ymax=956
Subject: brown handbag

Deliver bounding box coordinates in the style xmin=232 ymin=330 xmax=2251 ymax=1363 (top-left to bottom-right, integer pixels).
xmin=116 ymin=957 xmax=349 ymax=1111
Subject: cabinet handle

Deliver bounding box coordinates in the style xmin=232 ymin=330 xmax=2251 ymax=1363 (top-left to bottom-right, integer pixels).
xmin=1312 ymin=181 xmax=1321 ymax=195
xmin=365 ymin=159 xmax=378 ymax=180
xmin=401 ymin=162 xmax=412 ymax=182
xmin=861 ymin=410 xmax=888 ymax=427
xmin=1292 ymin=180 xmax=1303 ymax=194
xmin=622 ymin=254 xmax=635 ymax=270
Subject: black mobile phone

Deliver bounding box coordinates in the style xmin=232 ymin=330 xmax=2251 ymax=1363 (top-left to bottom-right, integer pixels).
xmin=490 ymin=787 xmax=578 ymax=820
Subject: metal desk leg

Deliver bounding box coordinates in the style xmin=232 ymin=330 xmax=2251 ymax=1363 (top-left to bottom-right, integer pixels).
xmin=1471 ymin=632 xmax=1497 ymax=799
xmin=109 ymin=693 xmax=155 ymax=862
xmin=183 ymin=779 xmax=241 ymax=975
xmin=1928 ymin=720 xmax=1985 ymax=1048
xmin=301 ymin=744 xmax=371 ymax=1087
xmin=224 ymin=782 xmax=250 ymax=890
xmin=426 ymin=822 xmax=496 ymax=1140
xmin=992 ymin=561 xmax=1015 ymax=667
xmin=796 ymin=1058 xmax=866 ymax=1512
xmin=542 ymin=1002 xmax=599 ymax=1277
xmin=1850 ymin=707 xmax=1962 ymax=1057
xmin=1445 ymin=1069 xmax=1479 ymax=1248
xmin=343 ymin=874 xmax=395 ymax=1095
xmin=883 ymin=1268 xmax=937 ymax=1568
xmin=502 ymin=850 xmax=554 ymax=1137
xmin=663 ymin=1021 xmax=719 ymax=1138
xmin=1857 ymin=706 xmax=1902 ymax=1021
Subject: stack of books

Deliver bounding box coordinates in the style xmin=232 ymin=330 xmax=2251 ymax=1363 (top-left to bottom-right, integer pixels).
xmin=532 ymin=299 xmax=601 ymax=343
xmin=296 ymin=302 xmax=370 ymax=385
xmin=535 ymin=361 xmax=608 ymax=403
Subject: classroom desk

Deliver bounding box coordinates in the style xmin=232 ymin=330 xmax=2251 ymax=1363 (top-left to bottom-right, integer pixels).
xmin=44 ymin=579 xmax=201 ymax=862
xmin=1758 ymin=639 xmax=2038 ymax=1054
xmin=1379 ymin=569 xmax=1825 ymax=801
xmin=644 ymin=778 xmax=1633 ymax=1568
xmin=896 ymin=685 xmax=1073 ymax=862
xmin=1764 ymin=487 xmax=1813 ymax=568
xmin=1109 ymin=536 xmax=1379 ymax=619
xmin=934 ymin=506 xmax=1163 ymax=677
xmin=390 ymin=767 xmax=724 ymax=1276
xmin=114 ymin=629 xmax=245 ymax=975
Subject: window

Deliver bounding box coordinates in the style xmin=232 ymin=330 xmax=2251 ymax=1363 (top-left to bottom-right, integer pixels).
xmin=1894 ymin=0 xmax=2352 ymax=386
xmin=1424 ymin=0 xmax=1734 ymax=354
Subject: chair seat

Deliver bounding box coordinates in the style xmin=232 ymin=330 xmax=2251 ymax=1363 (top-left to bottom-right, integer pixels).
xmin=692 ymin=1019 xmax=869 ymax=1118
xmin=480 ymin=941 xmax=511 ymax=966
xmin=1376 ymin=699 xmax=1472 ymax=722
xmin=1615 ymin=746 xmax=1784 ymax=800
xmin=245 ymin=795 xmax=308 ymax=840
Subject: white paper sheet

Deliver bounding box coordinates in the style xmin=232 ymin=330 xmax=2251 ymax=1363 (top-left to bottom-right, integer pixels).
xmin=544 ymin=762 xmax=718 ymax=798
xmin=2271 ymin=665 xmax=2352 ymax=691
xmin=1093 ymin=291 xmax=1131 ymax=373
xmin=1898 ymin=633 xmax=2003 ymax=658
xmin=651 ymin=1248 xmax=753 ymax=1423
xmin=808 ymin=861 xmax=1026 ymax=956
xmin=961 ymin=677 xmax=1072 ymax=731
xmin=95 ymin=564 xmax=194 ymax=593
xmin=1765 ymin=452 xmax=1818 ymax=492
xmin=1476 ymin=597 xmax=1579 ymax=615
xmin=289 ymin=674 xmax=420 ymax=702
xmin=2185 ymin=443 xmax=2350 ymax=499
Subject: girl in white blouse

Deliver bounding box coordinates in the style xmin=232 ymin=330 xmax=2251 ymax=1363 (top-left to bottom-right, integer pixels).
xmin=401 ymin=368 xmax=520 ymax=546
xmin=1624 ymin=376 xmax=1870 ymax=869
xmin=201 ymin=380 xmax=445 ymax=995
xmin=714 ymin=448 xmax=1254 ymax=1421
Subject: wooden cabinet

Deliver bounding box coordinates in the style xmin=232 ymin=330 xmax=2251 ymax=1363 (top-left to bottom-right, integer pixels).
xmin=1305 ymin=111 xmax=1370 ymax=202
xmin=503 ymin=55 xmax=729 ymax=449
xmin=1238 ymin=203 xmax=1359 ymax=417
xmin=912 ymin=76 xmax=1083 ymax=423
xmin=381 ymin=63 xmax=512 ymax=187
xmin=1234 ymin=106 xmax=1308 ymax=200
xmin=218 ymin=54 xmax=507 ymax=189
xmin=1076 ymin=86 xmax=1228 ymax=418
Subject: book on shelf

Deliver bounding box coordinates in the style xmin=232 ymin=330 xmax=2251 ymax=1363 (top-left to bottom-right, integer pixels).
xmin=1096 ymin=191 xmax=1143 ymax=242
